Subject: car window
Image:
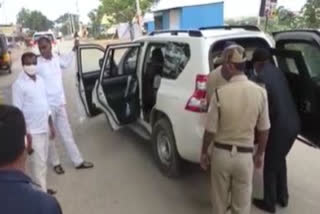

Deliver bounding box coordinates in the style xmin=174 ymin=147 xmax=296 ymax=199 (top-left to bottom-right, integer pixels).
xmin=104 ymin=46 xmax=140 ymax=77
xmin=285 ymin=58 xmax=300 ymax=75
xmin=80 ymin=48 xmax=104 ymax=73
xmin=162 ymin=42 xmax=190 ymax=79
xmin=285 ymin=43 xmax=320 ymax=80
xmin=143 ymin=42 xmax=190 ymax=80
xmin=34 ymin=34 xmax=55 ymax=41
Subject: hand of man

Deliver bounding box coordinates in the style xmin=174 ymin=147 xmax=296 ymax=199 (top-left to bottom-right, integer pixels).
xmin=254 ymin=154 xmax=263 ymax=169
xmin=26 ymin=133 xmax=34 ymax=155
xmin=49 ymin=125 xmax=56 ymax=140
xmin=200 ymin=152 xmax=210 ymax=171
xmin=73 ymin=39 xmax=80 ymax=51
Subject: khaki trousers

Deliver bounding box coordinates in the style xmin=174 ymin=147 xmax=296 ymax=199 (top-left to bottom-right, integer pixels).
xmin=211 ymin=146 xmax=254 ymax=214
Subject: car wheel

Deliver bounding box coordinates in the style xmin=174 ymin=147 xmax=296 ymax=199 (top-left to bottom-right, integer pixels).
xmin=152 ymin=118 xmax=181 ymax=178
xmin=8 ymin=67 xmax=12 ymax=74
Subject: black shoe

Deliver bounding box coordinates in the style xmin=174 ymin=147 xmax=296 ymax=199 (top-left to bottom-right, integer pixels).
xmin=277 ymin=199 xmax=288 ymax=208
xmin=47 ymin=189 xmax=57 ymax=195
xmin=76 ymin=161 xmax=94 ymax=170
xmin=53 ymin=165 xmax=65 ymax=175
xmin=253 ymin=199 xmax=276 ymax=213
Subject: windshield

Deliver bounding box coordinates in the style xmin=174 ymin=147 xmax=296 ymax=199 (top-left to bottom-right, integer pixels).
xmin=33 ymin=34 xmax=55 ymax=41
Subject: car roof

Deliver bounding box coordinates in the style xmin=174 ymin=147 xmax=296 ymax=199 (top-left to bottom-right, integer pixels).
xmin=137 ymin=29 xmax=270 ymax=44
xmin=33 ymin=32 xmax=54 ymax=36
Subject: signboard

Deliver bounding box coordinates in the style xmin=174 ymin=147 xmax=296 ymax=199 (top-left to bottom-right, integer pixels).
xmin=259 ymin=0 xmax=278 ymax=17
xmin=0 ymin=25 xmax=18 ymax=36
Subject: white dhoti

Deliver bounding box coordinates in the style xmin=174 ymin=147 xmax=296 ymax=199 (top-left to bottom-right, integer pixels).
xmin=27 ymin=133 xmax=49 ymax=192
xmin=48 ymin=105 xmax=84 ymax=167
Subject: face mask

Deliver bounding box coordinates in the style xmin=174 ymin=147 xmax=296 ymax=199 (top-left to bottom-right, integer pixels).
xmin=23 ymin=65 xmax=37 ymax=76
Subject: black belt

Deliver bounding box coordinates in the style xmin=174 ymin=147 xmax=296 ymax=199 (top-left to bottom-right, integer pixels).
xmin=215 ymin=142 xmax=254 ymax=153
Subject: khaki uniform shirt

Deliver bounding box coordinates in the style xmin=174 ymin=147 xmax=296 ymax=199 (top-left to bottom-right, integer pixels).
xmin=205 ymin=75 xmax=270 ymax=147
xmin=206 ymin=66 xmax=228 ymax=104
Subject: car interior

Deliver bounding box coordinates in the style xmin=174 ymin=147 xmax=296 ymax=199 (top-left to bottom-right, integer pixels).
xmin=142 ymin=46 xmax=165 ymax=121
xmin=77 ymin=68 xmax=101 ymax=117
xmin=275 ymin=40 xmax=320 ymax=146
xmin=99 ymin=47 xmax=140 ymax=125
xmin=210 ymin=38 xmax=271 ymax=71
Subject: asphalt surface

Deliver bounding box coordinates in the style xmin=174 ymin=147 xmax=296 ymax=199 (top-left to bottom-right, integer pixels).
xmin=0 ymin=41 xmax=319 ymax=214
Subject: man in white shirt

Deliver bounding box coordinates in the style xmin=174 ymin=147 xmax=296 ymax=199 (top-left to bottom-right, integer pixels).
xmin=36 ymin=37 xmax=93 ymax=174
xmin=12 ymin=52 xmax=56 ymax=193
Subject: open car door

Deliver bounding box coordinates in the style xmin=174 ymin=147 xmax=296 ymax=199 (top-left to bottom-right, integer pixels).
xmin=95 ymin=42 xmax=142 ymax=130
xmin=76 ymin=44 xmax=105 ymax=117
xmin=272 ymin=30 xmax=320 ymax=148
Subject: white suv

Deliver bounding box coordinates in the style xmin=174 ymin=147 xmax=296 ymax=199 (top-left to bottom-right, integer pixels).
xmin=76 ymin=26 xmax=320 ymax=177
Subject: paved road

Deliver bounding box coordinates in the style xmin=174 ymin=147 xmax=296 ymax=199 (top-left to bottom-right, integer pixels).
xmin=1 ymin=41 xmax=319 ymax=214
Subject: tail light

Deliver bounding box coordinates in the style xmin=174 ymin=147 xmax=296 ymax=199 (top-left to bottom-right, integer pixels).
xmin=185 ymin=74 xmax=208 ymax=113
xmin=52 ymin=40 xmax=56 ymax=46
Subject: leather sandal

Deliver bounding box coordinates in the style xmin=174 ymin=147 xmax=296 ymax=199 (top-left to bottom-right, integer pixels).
xmin=53 ymin=165 xmax=65 ymax=175
xmin=76 ymin=161 xmax=94 ymax=169
xmin=47 ymin=189 xmax=57 ymax=195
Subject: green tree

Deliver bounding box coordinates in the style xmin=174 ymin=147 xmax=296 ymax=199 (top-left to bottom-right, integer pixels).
xmin=301 ymin=0 xmax=320 ymax=28
xmin=17 ymin=8 xmax=53 ymax=31
xmin=101 ymin=0 xmax=152 ymax=23
xmin=17 ymin=8 xmax=31 ymax=27
xmin=225 ymin=17 xmax=258 ymax=26
xmin=55 ymin=13 xmax=80 ymax=35
xmin=88 ymin=7 xmax=104 ymax=37
xmin=100 ymin=0 xmax=153 ymax=39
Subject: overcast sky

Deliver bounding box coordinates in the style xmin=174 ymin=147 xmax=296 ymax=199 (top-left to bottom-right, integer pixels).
xmin=0 ymin=0 xmax=307 ymax=24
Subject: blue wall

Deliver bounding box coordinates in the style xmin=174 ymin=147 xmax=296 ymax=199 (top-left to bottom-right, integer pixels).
xmin=145 ymin=21 xmax=155 ymax=33
xmin=180 ymin=2 xmax=224 ymax=29
xmin=162 ymin=10 xmax=170 ymax=30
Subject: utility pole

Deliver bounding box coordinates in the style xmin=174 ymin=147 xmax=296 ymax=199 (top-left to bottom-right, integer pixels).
xmin=69 ymin=13 xmax=74 ymax=35
xmin=75 ymin=0 xmax=80 ymax=33
xmin=135 ymin=0 xmax=142 ymax=27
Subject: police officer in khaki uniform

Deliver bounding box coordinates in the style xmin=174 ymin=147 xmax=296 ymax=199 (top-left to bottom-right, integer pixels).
xmin=206 ymin=41 xmax=236 ymax=103
xmin=200 ymin=45 xmax=271 ymax=214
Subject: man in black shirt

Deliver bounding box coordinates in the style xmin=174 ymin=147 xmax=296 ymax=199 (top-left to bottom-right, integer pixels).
xmin=0 ymin=105 xmax=62 ymax=214
xmin=251 ymin=49 xmax=301 ymax=213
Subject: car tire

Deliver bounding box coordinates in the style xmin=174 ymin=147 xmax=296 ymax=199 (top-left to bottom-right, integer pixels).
xmin=8 ymin=67 xmax=12 ymax=74
xmin=152 ymin=118 xmax=181 ymax=178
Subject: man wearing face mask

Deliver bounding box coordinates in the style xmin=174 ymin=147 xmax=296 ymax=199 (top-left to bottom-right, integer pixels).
xmin=36 ymin=37 xmax=93 ymax=175
xmin=0 ymin=105 xmax=62 ymax=214
xmin=12 ymin=52 xmax=56 ymax=194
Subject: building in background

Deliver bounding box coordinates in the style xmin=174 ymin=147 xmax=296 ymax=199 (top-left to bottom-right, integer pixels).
xmin=143 ymin=13 xmax=155 ymax=33
xmin=151 ymin=0 xmax=224 ymax=31
xmin=0 ymin=24 xmax=22 ymax=37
